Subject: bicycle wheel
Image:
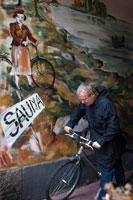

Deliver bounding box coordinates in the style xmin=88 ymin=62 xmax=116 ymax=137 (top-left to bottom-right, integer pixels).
xmin=31 ymin=57 xmax=55 ymax=89
xmin=0 ymin=56 xmax=21 ymax=90
xmin=45 ymin=160 xmax=81 ymax=200
xmin=0 ymin=56 xmax=12 ymax=74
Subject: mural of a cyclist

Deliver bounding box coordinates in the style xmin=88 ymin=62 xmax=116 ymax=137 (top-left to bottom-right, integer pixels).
xmin=9 ymin=8 xmax=37 ymax=91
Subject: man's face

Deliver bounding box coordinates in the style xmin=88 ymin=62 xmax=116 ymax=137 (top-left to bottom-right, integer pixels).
xmin=78 ymin=91 xmax=96 ymax=106
xmin=16 ymin=13 xmax=24 ymax=24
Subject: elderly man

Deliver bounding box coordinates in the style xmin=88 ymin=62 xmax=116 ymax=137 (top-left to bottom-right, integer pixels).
xmin=64 ymin=82 xmax=125 ymax=200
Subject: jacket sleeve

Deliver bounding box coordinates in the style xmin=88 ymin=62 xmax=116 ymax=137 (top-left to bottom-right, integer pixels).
xmin=26 ymin=26 xmax=37 ymax=43
xmin=66 ymin=103 xmax=86 ymax=128
xmin=97 ymin=100 xmax=121 ymax=146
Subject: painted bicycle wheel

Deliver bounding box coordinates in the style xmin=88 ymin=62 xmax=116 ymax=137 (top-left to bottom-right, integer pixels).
xmin=0 ymin=56 xmax=12 ymax=74
xmin=31 ymin=57 xmax=55 ymax=89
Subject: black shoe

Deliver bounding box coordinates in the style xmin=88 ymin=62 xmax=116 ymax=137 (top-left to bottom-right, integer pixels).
xmin=17 ymin=87 xmax=22 ymax=91
xmin=28 ymin=85 xmax=33 ymax=90
xmin=28 ymin=85 xmax=35 ymax=90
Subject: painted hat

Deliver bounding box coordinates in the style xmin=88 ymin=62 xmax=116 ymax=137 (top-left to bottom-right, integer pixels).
xmin=13 ymin=8 xmax=26 ymax=20
xmin=13 ymin=8 xmax=25 ymax=15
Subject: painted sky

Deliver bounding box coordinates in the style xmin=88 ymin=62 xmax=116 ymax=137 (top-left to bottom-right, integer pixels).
xmin=58 ymin=0 xmax=133 ymax=24
xmin=102 ymin=0 xmax=133 ymax=24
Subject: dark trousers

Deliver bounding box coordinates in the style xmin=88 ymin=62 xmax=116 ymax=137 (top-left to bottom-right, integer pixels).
xmin=97 ymin=159 xmax=125 ymax=200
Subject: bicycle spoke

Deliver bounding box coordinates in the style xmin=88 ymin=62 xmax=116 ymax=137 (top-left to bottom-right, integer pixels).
xmin=47 ymin=161 xmax=81 ymax=200
xmin=51 ymin=164 xmax=78 ymax=195
xmin=50 ymin=165 xmax=73 ymax=196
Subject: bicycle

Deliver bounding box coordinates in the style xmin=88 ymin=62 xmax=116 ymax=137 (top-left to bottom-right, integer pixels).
xmin=0 ymin=43 xmax=55 ymax=148
xmin=0 ymin=43 xmax=55 ymax=90
xmin=45 ymin=130 xmax=100 ymax=200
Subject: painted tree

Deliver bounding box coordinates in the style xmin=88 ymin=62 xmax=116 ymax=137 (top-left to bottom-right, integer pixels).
xmin=34 ymin=0 xmax=40 ymax=17
xmin=74 ymin=0 xmax=82 ymax=8
xmin=17 ymin=0 xmax=22 ymax=6
xmin=74 ymin=0 xmax=93 ymax=11
xmin=87 ymin=0 xmax=93 ymax=10
xmin=83 ymin=0 xmax=93 ymax=10
xmin=93 ymin=0 xmax=107 ymax=17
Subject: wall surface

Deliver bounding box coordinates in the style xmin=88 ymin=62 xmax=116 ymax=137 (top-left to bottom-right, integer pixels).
xmin=0 ymin=153 xmax=98 ymax=200
xmin=101 ymin=0 xmax=133 ymax=24
xmin=0 ymin=0 xmax=132 ymax=171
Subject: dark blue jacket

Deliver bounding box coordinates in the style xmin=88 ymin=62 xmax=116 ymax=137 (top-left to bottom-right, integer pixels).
xmin=66 ymin=86 xmax=123 ymax=171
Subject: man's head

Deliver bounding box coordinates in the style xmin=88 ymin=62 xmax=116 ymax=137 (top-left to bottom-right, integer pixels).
xmin=76 ymin=83 xmax=98 ymax=106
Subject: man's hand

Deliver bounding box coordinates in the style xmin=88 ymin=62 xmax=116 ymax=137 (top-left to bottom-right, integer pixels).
xmin=64 ymin=126 xmax=72 ymax=133
xmin=92 ymin=141 xmax=101 ymax=149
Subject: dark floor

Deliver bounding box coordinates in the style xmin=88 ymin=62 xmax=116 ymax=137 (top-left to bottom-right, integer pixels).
xmin=70 ymin=181 xmax=99 ymax=200
xmin=68 ymin=170 xmax=133 ymax=200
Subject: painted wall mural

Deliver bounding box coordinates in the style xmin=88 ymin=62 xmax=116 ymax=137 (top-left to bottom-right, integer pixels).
xmin=0 ymin=0 xmax=132 ymax=168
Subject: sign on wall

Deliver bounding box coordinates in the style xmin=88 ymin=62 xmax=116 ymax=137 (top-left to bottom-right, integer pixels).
xmin=1 ymin=93 xmax=45 ymax=147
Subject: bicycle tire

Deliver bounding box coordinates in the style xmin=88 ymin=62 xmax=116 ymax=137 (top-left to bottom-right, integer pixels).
xmin=0 ymin=56 xmax=20 ymax=89
xmin=45 ymin=160 xmax=81 ymax=200
xmin=31 ymin=57 xmax=55 ymax=89
xmin=0 ymin=56 xmax=12 ymax=73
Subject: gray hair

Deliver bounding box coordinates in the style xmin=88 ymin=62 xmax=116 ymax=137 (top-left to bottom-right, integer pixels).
xmin=76 ymin=82 xmax=98 ymax=96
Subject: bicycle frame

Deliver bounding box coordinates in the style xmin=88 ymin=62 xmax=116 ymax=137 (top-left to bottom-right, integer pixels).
xmin=65 ymin=131 xmax=101 ymax=176
xmin=29 ymin=42 xmax=40 ymax=58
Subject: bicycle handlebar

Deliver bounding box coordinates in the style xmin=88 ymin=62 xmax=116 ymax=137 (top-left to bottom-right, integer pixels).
xmin=28 ymin=42 xmax=40 ymax=48
xmin=65 ymin=130 xmax=93 ymax=150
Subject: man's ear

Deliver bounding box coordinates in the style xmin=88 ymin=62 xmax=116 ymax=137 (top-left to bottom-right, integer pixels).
xmin=91 ymin=92 xmax=95 ymax=97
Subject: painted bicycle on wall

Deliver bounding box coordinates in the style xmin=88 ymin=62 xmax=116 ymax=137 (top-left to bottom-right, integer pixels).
xmin=0 ymin=42 xmax=55 ymax=148
xmin=0 ymin=42 xmax=55 ymax=90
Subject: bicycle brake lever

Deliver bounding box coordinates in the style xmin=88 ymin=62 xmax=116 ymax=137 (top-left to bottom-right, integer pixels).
xmin=65 ymin=133 xmax=74 ymax=139
xmin=85 ymin=140 xmax=93 ymax=150
xmin=88 ymin=140 xmax=93 ymax=146
xmin=69 ymin=130 xmax=77 ymax=138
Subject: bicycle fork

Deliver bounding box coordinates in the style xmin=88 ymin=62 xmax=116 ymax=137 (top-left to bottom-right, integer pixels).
xmin=77 ymin=145 xmax=101 ymax=178
xmin=59 ymin=149 xmax=82 ymax=189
